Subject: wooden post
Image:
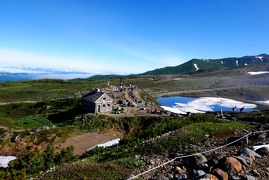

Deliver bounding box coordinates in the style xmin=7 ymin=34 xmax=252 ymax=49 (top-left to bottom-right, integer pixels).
xmin=251 ymin=129 xmax=254 ymax=147
xmin=173 ymin=160 xmax=176 ymax=178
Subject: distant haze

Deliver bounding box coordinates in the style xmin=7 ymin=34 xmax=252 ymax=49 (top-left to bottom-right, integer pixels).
xmin=0 ymin=66 xmax=93 ymax=82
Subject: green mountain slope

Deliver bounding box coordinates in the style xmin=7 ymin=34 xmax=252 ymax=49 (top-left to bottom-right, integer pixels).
xmin=143 ymin=54 xmax=269 ymax=75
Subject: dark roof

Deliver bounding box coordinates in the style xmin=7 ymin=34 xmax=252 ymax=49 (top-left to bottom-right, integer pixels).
xmin=83 ymin=91 xmax=105 ymax=102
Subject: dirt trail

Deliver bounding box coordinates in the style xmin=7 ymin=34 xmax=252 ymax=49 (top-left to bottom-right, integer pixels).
xmin=59 ymin=132 xmax=122 ymax=155
xmin=0 ymin=101 xmax=37 ymax=105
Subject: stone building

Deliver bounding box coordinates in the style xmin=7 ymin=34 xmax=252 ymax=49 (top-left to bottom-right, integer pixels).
xmin=82 ymin=90 xmax=113 ymax=113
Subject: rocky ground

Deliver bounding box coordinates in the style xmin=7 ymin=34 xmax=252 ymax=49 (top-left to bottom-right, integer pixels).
xmin=131 ymin=128 xmax=269 ymax=180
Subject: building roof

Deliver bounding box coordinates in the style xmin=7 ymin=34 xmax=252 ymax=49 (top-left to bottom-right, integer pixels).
xmin=83 ymin=91 xmax=105 ymax=102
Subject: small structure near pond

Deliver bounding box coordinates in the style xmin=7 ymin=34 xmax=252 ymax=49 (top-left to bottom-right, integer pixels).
xmin=82 ymin=89 xmax=113 ymax=113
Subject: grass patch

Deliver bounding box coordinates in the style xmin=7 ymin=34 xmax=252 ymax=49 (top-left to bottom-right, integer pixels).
xmin=136 ymin=121 xmax=249 ymax=155
xmin=16 ymin=116 xmax=53 ymax=128
xmin=113 ymin=157 xmax=145 ymax=170
xmin=39 ymin=163 xmax=129 ymax=180
xmin=0 ymin=79 xmax=107 ymax=102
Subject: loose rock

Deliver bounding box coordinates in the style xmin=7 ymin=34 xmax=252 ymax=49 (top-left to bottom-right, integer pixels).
xmin=193 ymin=169 xmax=206 ymax=178
xmin=243 ymin=175 xmax=256 ymax=180
xmin=175 ymin=166 xmax=186 ymax=174
xmin=213 ymin=168 xmax=228 ymax=180
xmin=231 ymin=175 xmax=241 ymax=180
xmin=201 ymin=173 xmax=218 ymax=180
xmin=235 ymin=155 xmax=252 ymax=166
xmin=194 ymin=153 xmax=208 ymax=166
xmin=175 ymin=173 xmax=187 ymax=180
xmin=156 ymin=175 xmax=169 ymax=180
xmin=242 ymin=148 xmax=261 ymax=160
xmin=224 ymin=157 xmax=242 ymax=175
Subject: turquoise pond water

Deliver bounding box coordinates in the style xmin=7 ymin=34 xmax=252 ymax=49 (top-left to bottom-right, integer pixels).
xmin=157 ymin=96 xmax=256 ymax=113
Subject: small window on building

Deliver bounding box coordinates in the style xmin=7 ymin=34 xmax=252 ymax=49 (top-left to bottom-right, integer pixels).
xmin=103 ymin=104 xmax=106 ymax=107
xmin=103 ymin=97 xmax=106 ymax=100
xmin=107 ymin=104 xmax=110 ymax=107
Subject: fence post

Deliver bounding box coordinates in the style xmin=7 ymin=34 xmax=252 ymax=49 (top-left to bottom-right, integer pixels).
xmin=173 ymin=159 xmax=176 ymax=178
xmin=251 ymin=129 xmax=254 ymax=146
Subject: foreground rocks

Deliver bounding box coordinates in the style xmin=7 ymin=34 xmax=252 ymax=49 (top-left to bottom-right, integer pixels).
xmin=150 ymin=144 xmax=269 ymax=180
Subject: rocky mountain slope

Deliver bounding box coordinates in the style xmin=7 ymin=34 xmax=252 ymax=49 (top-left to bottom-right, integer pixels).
xmin=143 ymin=54 xmax=269 ymax=75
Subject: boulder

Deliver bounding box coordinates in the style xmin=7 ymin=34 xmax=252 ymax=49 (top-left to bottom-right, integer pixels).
xmin=184 ymin=153 xmax=207 ymax=168
xmin=224 ymin=157 xmax=242 ymax=175
xmin=242 ymin=148 xmax=261 ymax=160
xmin=194 ymin=153 xmax=208 ymax=165
xmin=157 ymin=175 xmax=169 ymax=180
xmin=200 ymin=173 xmax=218 ymax=180
xmin=213 ymin=168 xmax=228 ymax=180
xmin=193 ymin=169 xmax=206 ymax=178
xmin=210 ymin=154 xmax=224 ymax=165
xmin=175 ymin=166 xmax=186 ymax=174
xmin=175 ymin=174 xmax=187 ymax=180
xmin=255 ymin=147 xmax=269 ymax=156
xmin=243 ymin=175 xmax=256 ymax=180
xmin=234 ymin=155 xmax=252 ymax=166
xmin=231 ymin=175 xmax=241 ymax=180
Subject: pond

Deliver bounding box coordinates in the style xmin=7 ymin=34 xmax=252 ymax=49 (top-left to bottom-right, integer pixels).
xmin=157 ymin=96 xmax=257 ymax=114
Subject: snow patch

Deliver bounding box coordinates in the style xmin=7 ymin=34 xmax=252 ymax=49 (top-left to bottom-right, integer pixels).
xmin=256 ymin=56 xmax=263 ymax=61
xmin=255 ymin=100 xmax=269 ymax=105
xmin=160 ymin=97 xmax=256 ymax=115
xmin=87 ymin=138 xmax=120 ymax=151
xmin=0 ymin=156 xmax=16 ymax=168
xmin=161 ymin=106 xmax=187 ymax=115
xmin=194 ymin=63 xmax=199 ymax=71
xmin=248 ymin=71 xmax=269 ymax=75
xmin=220 ymin=61 xmax=224 ymax=64
xmin=244 ymin=63 xmax=248 ymax=66
xmin=253 ymin=144 xmax=269 ymax=151
xmin=236 ymin=60 xmax=239 ymax=67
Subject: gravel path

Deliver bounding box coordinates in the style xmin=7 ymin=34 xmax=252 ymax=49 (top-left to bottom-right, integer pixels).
xmin=59 ymin=132 xmax=122 ymax=155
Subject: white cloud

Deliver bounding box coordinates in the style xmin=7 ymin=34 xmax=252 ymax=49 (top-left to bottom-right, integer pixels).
xmin=0 ymin=46 xmax=186 ymax=74
xmin=0 ymin=48 xmax=150 ymax=74
xmin=0 ymin=48 xmax=103 ymax=73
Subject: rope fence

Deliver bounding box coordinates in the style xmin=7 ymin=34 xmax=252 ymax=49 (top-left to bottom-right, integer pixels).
xmin=127 ymin=130 xmax=269 ymax=180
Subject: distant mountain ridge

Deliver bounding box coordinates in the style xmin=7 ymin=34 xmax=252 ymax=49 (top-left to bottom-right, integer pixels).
xmin=0 ymin=67 xmax=92 ymax=82
xmin=142 ymin=54 xmax=269 ymax=75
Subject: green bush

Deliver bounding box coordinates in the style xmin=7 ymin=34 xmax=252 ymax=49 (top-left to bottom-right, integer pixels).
xmin=16 ymin=116 xmax=53 ymax=128
xmin=4 ymin=146 xmax=76 ymax=179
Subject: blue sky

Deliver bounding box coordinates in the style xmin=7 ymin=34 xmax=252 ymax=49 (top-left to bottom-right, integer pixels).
xmin=0 ymin=0 xmax=268 ymax=74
